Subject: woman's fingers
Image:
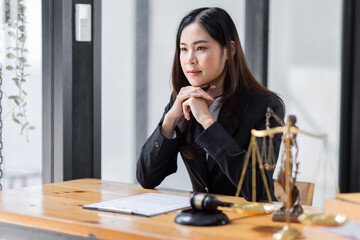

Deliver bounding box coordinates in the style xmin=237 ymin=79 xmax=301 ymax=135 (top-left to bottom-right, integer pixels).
xmin=182 ymin=96 xmax=212 ymax=123
xmin=182 ymin=99 xmax=191 ymax=120
xmin=175 ymin=85 xmax=216 ymax=120
xmin=177 ymin=86 xmax=214 ymax=103
xmin=208 ymin=85 xmax=216 ymax=91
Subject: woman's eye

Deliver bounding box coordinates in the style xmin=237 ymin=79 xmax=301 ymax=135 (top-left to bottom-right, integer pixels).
xmin=180 ymin=47 xmax=188 ymax=52
xmin=197 ymin=46 xmax=206 ymax=51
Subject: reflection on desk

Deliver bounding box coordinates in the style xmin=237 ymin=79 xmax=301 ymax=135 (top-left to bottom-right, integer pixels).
xmin=0 ymin=179 xmax=354 ymax=239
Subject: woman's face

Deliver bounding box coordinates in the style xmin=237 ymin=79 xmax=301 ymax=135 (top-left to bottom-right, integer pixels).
xmin=179 ymin=23 xmax=227 ymax=88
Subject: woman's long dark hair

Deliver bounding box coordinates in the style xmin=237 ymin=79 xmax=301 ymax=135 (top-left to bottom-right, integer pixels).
xmin=172 ymin=7 xmax=283 ymax=159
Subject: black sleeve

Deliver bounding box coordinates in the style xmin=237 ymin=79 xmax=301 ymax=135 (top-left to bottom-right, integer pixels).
xmin=136 ymin=96 xmax=182 ymax=189
xmin=195 ymin=94 xmax=284 ymax=201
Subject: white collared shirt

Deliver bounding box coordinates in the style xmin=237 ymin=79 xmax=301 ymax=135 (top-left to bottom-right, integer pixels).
xmin=206 ymin=96 xmax=222 ymax=160
xmin=208 ymin=96 xmax=222 ymax=122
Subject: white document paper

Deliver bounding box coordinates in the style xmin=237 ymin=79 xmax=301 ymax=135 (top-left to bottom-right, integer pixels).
xmin=83 ymin=193 xmax=190 ymax=217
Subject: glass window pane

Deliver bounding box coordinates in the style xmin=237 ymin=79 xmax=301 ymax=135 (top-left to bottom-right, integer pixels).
xmin=0 ymin=0 xmax=42 ymax=190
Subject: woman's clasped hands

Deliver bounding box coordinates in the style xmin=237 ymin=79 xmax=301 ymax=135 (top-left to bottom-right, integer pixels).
xmin=171 ymin=85 xmax=217 ymax=129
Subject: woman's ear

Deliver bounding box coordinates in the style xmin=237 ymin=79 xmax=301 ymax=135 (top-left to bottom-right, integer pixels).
xmin=230 ymin=41 xmax=236 ymax=57
xmin=225 ymin=41 xmax=236 ymax=60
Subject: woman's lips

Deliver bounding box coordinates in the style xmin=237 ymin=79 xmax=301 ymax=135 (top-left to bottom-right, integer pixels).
xmin=187 ymin=71 xmax=201 ymax=76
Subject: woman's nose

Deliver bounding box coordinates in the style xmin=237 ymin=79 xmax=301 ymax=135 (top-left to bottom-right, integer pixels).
xmin=187 ymin=51 xmax=197 ymax=65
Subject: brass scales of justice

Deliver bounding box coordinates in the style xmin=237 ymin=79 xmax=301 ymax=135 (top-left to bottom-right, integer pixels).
xmin=229 ymin=107 xmax=348 ymax=240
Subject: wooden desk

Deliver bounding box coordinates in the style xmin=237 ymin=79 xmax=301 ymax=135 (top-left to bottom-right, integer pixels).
xmin=325 ymin=193 xmax=360 ymax=222
xmin=0 ymin=179 xmax=352 ymax=240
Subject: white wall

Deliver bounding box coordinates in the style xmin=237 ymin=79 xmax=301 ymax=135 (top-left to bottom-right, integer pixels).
xmin=101 ymin=0 xmax=135 ymax=183
xmin=269 ymin=0 xmax=342 ymax=207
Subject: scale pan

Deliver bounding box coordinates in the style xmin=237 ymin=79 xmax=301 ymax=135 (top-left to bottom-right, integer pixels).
xmin=298 ymin=213 xmax=348 ymax=226
xmin=232 ymin=202 xmax=276 ymax=215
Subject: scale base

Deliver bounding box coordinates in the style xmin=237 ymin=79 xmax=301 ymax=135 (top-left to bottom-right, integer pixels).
xmin=272 ymin=204 xmax=303 ymax=223
xmin=272 ymin=225 xmax=304 ymax=240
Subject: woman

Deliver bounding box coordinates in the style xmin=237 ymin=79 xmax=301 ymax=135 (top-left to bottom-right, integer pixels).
xmin=136 ymin=7 xmax=284 ymax=201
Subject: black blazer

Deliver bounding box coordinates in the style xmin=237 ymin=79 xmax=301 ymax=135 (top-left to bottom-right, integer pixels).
xmin=136 ymin=92 xmax=284 ymax=201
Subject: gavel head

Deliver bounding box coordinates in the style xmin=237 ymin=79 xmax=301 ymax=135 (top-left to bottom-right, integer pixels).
xmin=190 ymin=193 xmax=220 ymax=212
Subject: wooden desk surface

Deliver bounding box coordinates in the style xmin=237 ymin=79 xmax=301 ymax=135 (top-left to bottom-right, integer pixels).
xmin=336 ymin=192 xmax=360 ymax=204
xmin=0 ymin=179 xmax=351 ymax=240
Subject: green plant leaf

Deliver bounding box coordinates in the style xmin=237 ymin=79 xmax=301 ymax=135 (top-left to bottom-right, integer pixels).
xmin=6 ymin=65 xmax=14 ymax=70
xmin=29 ymin=126 xmax=35 ymax=130
xmin=8 ymin=95 xmax=19 ymax=100
xmin=12 ymin=113 xmax=21 ymax=124
xmin=17 ymin=113 xmax=24 ymax=117
xmin=8 ymin=31 xmax=15 ymax=37
xmin=6 ymin=53 xmax=15 ymax=59
xmin=13 ymin=118 xmax=20 ymax=124
xmin=24 ymin=64 xmax=31 ymax=67
xmin=12 ymin=77 xmax=19 ymax=81
xmin=14 ymin=80 xmax=20 ymax=88
xmin=14 ymin=98 xmax=20 ymax=105
xmin=19 ymin=37 xmax=25 ymax=42
xmin=18 ymin=57 xmax=27 ymax=63
xmin=22 ymin=90 xmax=27 ymax=95
xmin=21 ymin=122 xmax=29 ymax=134
xmin=19 ymin=25 xmax=25 ymax=32
xmin=20 ymin=78 xmax=26 ymax=82
xmin=0 ymin=72 xmax=2 ymax=77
